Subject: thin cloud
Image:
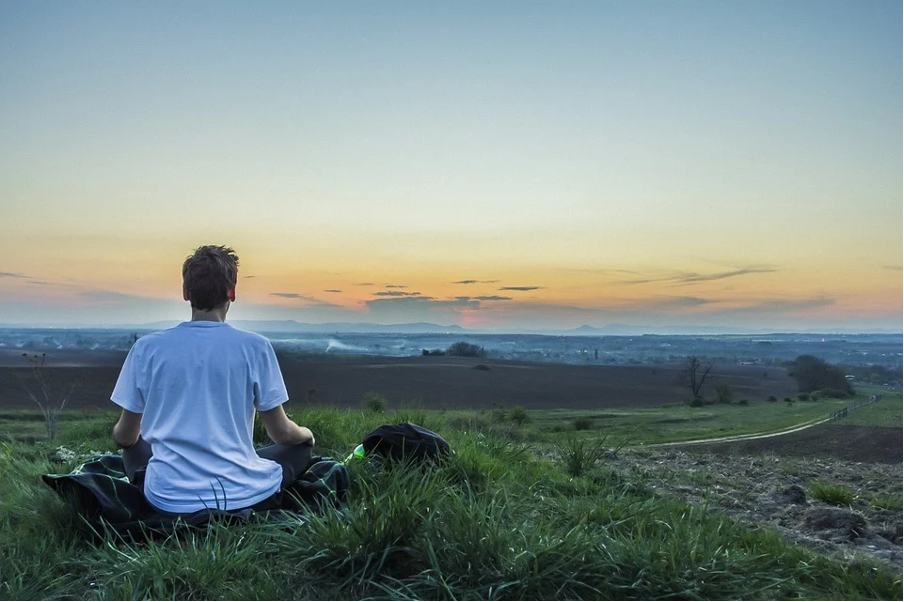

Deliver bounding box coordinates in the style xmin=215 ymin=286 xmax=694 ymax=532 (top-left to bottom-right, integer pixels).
xmin=27 ymin=281 xmax=50 ymax=285
xmin=453 ymin=279 xmax=499 ymax=285
xmin=623 ymin=266 xmax=777 ymax=285
xmin=354 ymin=282 xmax=375 ymax=286
xmin=642 ymin=296 xmax=713 ymax=310
xmin=679 ymin=268 xmax=778 ymax=283
xmin=453 ymin=295 xmax=513 ymax=302
xmin=385 ymin=284 xmax=408 ymax=289
xmin=373 ymin=291 xmax=422 ymax=297
xmin=882 ymin=265 xmax=902 ymax=271
xmin=269 ymin=292 xmax=341 ymax=308
xmin=732 ymin=296 xmax=835 ymax=312
xmin=79 ymin=291 xmax=149 ymax=302
xmin=0 ymin=272 xmax=27 ymax=279
xmin=243 ymin=275 xmax=256 ymax=279
xmin=499 ymin=286 xmax=544 ymax=292
xmin=323 ymin=289 xmax=343 ymax=293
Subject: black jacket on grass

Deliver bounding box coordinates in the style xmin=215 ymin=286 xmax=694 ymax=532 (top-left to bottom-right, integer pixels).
xmin=43 ymin=454 xmax=348 ymax=541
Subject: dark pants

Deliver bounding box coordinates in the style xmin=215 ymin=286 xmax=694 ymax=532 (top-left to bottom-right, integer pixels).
xmin=122 ymin=437 xmax=314 ymax=511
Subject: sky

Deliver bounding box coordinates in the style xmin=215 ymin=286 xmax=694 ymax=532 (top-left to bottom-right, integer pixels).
xmin=0 ymin=1 xmax=901 ymax=333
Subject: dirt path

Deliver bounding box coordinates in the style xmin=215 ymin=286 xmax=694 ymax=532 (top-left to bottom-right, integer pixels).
xmin=651 ymin=416 xmax=831 ymax=447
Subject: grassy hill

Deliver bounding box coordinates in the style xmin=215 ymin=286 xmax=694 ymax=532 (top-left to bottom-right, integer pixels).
xmin=0 ymin=394 xmax=900 ymax=599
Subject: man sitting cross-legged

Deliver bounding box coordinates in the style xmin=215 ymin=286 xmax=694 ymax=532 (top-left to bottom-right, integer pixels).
xmin=111 ymin=244 xmax=315 ymax=514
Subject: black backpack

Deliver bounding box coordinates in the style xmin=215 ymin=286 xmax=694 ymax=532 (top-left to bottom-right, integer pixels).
xmin=361 ymin=422 xmax=451 ymax=463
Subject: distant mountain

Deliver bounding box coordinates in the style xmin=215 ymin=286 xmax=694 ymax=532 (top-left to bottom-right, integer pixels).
xmin=568 ymin=324 xmax=644 ymax=335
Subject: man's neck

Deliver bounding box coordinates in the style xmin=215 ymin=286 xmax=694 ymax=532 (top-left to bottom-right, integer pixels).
xmin=190 ymin=302 xmax=229 ymax=323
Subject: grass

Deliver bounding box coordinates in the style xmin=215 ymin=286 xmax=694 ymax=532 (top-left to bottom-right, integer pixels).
xmin=0 ymin=403 xmax=901 ymax=600
xmin=834 ymin=387 xmax=902 ymax=427
xmin=870 ymin=492 xmax=903 ymax=512
xmin=810 ymin=480 xmax=857 ymax=507
xmin=526 ymin=395 xmax=855 ymax=446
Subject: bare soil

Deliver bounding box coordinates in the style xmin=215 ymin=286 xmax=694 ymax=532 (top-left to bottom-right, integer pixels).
xmin=0 ymin=351 xmax=799 ymax=411
xmin=643 ymin=424 xmax=903 ymax=572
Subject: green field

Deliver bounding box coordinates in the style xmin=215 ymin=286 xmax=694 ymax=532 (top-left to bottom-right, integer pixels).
xmin=835 ymin=388 xmax=903 ymax=427
xmin=469 ymin=387 xmax=895 ymax=447
xmin=0 ymin=391 xmax=900 ymax=600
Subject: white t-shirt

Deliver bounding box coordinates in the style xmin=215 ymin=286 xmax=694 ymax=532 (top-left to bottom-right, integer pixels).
xmin=111 ymin=321 xmax=288 ymax=513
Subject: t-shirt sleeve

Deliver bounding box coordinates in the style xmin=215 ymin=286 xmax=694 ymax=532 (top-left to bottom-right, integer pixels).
xmin=110 ymin=344 xmax=146 ymax=413
xmin=253 ymin=341 xmax=289 ymax=411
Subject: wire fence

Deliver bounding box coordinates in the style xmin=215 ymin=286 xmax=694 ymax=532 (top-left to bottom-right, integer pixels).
xmin=829 ymin=394 xmax=879 ymax=421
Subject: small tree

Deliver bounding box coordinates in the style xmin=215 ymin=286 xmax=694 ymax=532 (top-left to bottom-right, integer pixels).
xmin=714 ymin=382 xmax=733 ymax=404
xmin=679 ymin=355 xmax=714 ymax=399
xmin=18 ymin=353 xmax=79 ymax=439
xmin=786 ymin=355 xmax=853 ymax=395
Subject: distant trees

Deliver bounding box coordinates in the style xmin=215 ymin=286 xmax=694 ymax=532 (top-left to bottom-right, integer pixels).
xmin=679 ymin=355 xmax=714 ymax=400
xmin=786 ymin=355 xmax=853 ymax=397
xmin=446 ymin=342 xmax=487 ymax=358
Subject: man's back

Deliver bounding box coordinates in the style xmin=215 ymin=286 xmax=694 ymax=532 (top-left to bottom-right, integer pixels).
xmin=112 ymin=321 xmax=288 ymax=513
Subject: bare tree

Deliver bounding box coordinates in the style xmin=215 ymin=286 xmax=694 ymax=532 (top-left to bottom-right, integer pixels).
xmin=680 ymin=355 xmax=714 ymax=399
xmin=19 ymin=353 xmax=79 ymax=439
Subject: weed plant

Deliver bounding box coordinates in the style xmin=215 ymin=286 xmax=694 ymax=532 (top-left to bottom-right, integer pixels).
xmin=810 ymin=479 xmax=856 ymax=507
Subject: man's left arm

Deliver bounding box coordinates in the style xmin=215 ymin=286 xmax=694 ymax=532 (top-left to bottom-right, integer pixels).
xmin=113 ymin=409 xmax=142 ymax=448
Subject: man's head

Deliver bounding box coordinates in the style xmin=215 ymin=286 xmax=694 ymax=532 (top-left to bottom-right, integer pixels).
xmin=182 ymin=245 xmax=240 ymax=311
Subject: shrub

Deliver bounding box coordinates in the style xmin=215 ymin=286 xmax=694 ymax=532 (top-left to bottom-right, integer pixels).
xmin=817 ymin=388 xmax=851 ymax=399
xmin=689 ymin=397 xmax=704 ymax=408
xmin=473 ymin=364 xmax=491 ymax=371
xmin=422 ymin=349 xmax=445 ymax=356
xmin=446 ymin=342 xmax=487 ymax=358
xmin=361 ymin=391 xmax=387 ymax=413
xmin=797 ymin=393 xmax=810 ymax=401
xmin=490 ymin=407 xmax=507 ymax=424
xmin=738 ymin=399 xmax=749 ymax=406
xmin=714 ymin=382 xmax=733 ymax=404
xmin=556 ymin=435 xmax=610 ymax=477
xmin=572 ymin=417 xmax=593 ymax=431
xmin=783 ymin=397 xmax=793 ymax=403
xmin=766 ymin=395 xmax=777 ymax=402
xmin=509 ymin=406 xmax=530 ymax=426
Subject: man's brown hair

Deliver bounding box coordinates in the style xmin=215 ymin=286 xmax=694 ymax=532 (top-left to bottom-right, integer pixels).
xmin=182 ymin=245 xmax=240 ymax=311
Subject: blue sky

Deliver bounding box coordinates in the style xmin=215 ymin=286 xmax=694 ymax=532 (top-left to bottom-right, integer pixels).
xmin=1 ymin=1 xmax=901 ymax=331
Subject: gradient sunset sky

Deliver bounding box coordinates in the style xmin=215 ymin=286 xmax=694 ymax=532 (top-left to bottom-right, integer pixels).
xmin=1 ymin=1 xmax=901 ymax=332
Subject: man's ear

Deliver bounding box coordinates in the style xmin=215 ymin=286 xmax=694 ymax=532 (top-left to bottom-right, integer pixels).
xmin=227 ymin=287 xmax=236 ymax=302
xmin=182 ymin=285 xmax=190 ymax=302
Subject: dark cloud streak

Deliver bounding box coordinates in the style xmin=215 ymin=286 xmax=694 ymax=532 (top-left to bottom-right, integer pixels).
xmin=623 ymin=266 xmax=777 ymax=285
xmin=373 ymin=291 xmax=422 ymax=297
xmin=453 ymin=279 xmax=499 ymax=285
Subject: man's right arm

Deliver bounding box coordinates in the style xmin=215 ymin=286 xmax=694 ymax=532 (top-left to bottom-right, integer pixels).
xmin=259 ymin=405 xmax=315 ymax=446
